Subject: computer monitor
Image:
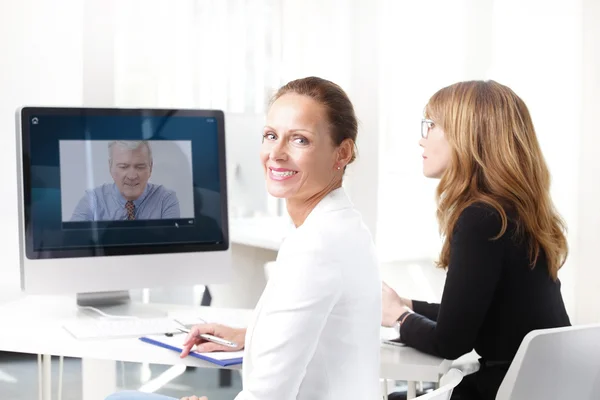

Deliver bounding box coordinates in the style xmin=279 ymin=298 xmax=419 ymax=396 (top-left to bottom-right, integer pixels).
xmin=15 ymin=107 xmax=233 ymax=311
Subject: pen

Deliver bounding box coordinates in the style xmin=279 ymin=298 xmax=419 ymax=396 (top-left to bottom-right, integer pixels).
xmin=176 ymin=327 xmax=238 ymax=348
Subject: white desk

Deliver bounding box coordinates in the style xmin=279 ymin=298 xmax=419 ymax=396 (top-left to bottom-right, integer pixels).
xmin=0 ymin=295 xmax=450 ymax=400
xmin=0 ymin=295 xmax=249 ymax=367
xmin=381 ymin=345 xmax=452 ymax=397
xmin=230 ymin=216 xmax=291 ymax=251
xmin=0 ymin=296 xmax=250 ymax=400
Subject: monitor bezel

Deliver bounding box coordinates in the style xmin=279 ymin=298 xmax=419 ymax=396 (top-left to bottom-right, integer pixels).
xmin=17 ymin=106 xmax=230 ymax=260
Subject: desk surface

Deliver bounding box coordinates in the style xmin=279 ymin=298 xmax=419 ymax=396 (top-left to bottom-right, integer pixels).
xmin=230 ymin=216 xmax=291 ymax=251
xmin=0 ymin=295 xmax=451 ymax=382
xmin=0 ymin=295 xmax=249 ymax=370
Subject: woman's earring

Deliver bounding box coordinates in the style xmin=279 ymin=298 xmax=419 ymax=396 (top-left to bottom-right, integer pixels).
xmin=337 ymin=166 xmax=341 ymax=170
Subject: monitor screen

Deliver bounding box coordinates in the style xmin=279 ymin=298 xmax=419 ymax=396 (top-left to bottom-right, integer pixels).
xmin=19 ymin=107 xmax=229 ymax=260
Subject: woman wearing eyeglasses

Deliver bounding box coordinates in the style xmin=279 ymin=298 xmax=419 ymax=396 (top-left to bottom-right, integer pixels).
xmin=382 ymin=80 xmax=571 ymax=400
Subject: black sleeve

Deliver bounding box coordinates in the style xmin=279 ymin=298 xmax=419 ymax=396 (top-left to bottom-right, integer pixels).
xmin=412 ymin=300 xmax=440 ymax=322
xmin=400 ymin=205 xmax=504 ymax=360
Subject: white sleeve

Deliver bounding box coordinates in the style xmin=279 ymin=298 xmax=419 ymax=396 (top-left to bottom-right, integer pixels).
xmin=234 ymin=247 xmax=342 ymax=400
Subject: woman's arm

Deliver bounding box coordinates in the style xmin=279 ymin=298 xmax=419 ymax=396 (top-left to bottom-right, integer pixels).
xmin=411 ymin=300 xmax=440 ymax=322
xmin=400 ymin=206 xmax=504 ymax=360
xmin=382 ymin=283 xmax=415 ymax=326
xmin=381 ymin=284 xmax=439 ymax=324
xmin=235 ymin=247 xmax=343 ymax=400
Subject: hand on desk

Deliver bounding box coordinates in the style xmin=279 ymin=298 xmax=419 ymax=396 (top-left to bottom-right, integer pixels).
xmin=180 ymin=323 xmax=246 ymax=357
xmin=382 ymin=281 xmax=413 ymax=328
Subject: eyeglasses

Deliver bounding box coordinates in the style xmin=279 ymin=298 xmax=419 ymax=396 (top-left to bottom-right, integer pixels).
xmin=421 ymin=119 xmax=435 ymax=139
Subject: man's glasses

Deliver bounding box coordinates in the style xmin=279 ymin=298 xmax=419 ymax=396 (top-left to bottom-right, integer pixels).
xmin=421 ymin=119 xmax=435 ymax=139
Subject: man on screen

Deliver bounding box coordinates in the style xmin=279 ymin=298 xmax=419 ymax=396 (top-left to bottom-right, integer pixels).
xmin=70 ymin=140 xmax=180 ymax=221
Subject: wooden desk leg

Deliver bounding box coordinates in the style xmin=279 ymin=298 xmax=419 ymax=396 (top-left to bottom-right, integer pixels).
xmin=407 ymin=381 xmax=417 ymax=399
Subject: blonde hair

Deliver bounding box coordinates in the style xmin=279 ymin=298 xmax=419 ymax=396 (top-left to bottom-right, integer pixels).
xmin=426 ymin=80 xmax=568 ymax=280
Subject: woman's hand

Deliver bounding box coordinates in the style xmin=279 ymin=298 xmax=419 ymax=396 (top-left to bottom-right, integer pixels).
xmin=180 ymin=396 xmax=207 ymax=400
xmin=381 ymin=282 xmax=413 ymax=327
xmin=180 ymin=323 xmax=246 ymax=357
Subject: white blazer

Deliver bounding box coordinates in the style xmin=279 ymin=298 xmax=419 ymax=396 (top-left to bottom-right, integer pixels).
xmin=235 ymin=188 xmax=382 ymax=400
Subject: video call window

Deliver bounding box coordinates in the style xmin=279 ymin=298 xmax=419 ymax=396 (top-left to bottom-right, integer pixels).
xmin=21 ymin=108 xmax=228 ymax=259
xmin=59 ymin=140 xmax=195 ymax=228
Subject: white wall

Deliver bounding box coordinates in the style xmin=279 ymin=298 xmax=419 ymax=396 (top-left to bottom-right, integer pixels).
xmin=575 ymin=0 xmax=600 ymax=324
xmin=83 ymin=0 xmax=115 ymax=106
xmin=377 ymin=0 xmax=473 ymax=262
xmin=343 ymin=0 xmax=382 ymax=239
xmin=0 ymin=0 xmax=84 ymax=295
xmin=224 ymin=113 xmax=268 ymax=218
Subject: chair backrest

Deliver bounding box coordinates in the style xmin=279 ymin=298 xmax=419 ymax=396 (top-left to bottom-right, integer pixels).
xmin=414 ymin=369 xmax=464 ymax=400
xmin=496 ymin=323 xmax=600 ymax=400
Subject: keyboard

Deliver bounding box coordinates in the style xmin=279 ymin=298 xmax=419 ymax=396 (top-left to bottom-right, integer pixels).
xmin=63 ymin=317 xmax=184 ymax=339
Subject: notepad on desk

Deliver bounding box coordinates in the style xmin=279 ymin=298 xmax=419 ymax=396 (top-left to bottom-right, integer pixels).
xmin=380 ymin=326 xmax=406 ymax=347
xmin=139 ymin=334 xmax=243 ymax=367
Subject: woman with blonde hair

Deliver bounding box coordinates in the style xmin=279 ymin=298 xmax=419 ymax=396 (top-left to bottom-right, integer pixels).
xmin=382 ymin=80 xmax=571 ymax=400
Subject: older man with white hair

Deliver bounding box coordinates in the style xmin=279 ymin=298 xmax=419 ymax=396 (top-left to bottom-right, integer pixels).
xmin=71 ymin=140 xmax=180 ymax=221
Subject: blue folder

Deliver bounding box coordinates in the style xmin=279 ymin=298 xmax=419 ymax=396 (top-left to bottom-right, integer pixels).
xmin=139 ymin=335 xmax=243 ymax=367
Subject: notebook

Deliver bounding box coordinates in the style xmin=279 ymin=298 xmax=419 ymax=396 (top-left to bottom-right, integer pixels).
xmin=139 ymin=333 xmax=244 ymax=367
xmin=380 ymin=326 xmax=405 ymax=347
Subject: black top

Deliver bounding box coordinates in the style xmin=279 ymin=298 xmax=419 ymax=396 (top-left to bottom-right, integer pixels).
xmin=400 ymin=204 xmax=570 ymax=398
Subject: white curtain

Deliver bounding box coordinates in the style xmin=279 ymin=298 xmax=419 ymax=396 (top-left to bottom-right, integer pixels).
xmin=113 ymin=0 xmax=279 ymax=112
xmin=112 ymin=0 xmax=356 ymax=112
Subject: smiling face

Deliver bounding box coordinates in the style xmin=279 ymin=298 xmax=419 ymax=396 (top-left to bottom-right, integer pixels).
xmin=109 ymin=144 xmax=152 ymax=201
xmin=260 ymin=93 xmax=342 ymax=202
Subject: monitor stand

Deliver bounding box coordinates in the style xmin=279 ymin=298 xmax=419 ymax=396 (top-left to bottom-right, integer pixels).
xmin=76 ymin=291 xmax=167 ymax=318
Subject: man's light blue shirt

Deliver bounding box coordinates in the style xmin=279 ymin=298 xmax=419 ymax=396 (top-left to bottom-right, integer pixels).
xmin=70 ymin=183 xmax=180 ymax=221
